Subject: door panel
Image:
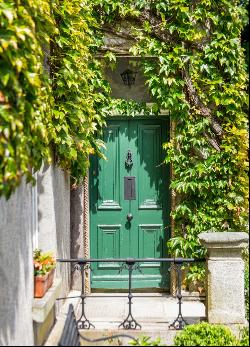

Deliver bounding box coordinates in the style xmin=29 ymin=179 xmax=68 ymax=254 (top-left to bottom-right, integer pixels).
xmin=90 ymin=118 xmax=170 ymax=290
xmin=98 ymin=125 xmax=121 ymax=210
xmin=97 ymin=225 xmax=121 ymax=259
xmin=138 ymin=224 xmax=163 ymax=259
xmin=138 ymin=124 xmax=162 ymax=209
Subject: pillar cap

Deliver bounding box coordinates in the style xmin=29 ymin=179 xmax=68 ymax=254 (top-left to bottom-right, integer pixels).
xmin=198 ymin=231 xmax=249 ymax=249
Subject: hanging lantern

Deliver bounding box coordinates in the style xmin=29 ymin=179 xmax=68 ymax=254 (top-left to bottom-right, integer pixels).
xmin=120 ymin=69 xmax=137 ymax=88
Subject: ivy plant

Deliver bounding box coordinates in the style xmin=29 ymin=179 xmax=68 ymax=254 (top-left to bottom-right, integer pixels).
xmin=0 ymin=0 xmax=107 ymax=198
xmin=93 ymin=0 xmax=249 ymax=259
xmin=0 ymin=0 xmax=53 ymax=197
xmin=0 ymin=0 xmax=248 ymax=264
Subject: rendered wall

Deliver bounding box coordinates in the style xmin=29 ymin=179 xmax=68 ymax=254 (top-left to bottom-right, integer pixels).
xmin=0 ymin=180 xmax=34 ymax=346
xmin=0 ymin=162 xmax=72 ymax=346
xmin=37 ymin=162 xmax=71 ymax=301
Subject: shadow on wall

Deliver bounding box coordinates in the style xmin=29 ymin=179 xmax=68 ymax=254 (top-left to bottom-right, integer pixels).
xmin=52 ymin=164 xmax=71 ymax=296
xmin=37 ymin=162 xmax=71 ymax=298
xmin=70 ymin=185 xmax=83 ymax=260
xmin=37 ymin=163 xmax=46 ymax=223
xmin=0 ymin=181 xmax=34 ymax=346
xmin=70 ymin=183 xmax=85 ymax=290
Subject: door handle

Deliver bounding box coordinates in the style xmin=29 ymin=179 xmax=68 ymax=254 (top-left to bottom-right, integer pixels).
xmin=127 ymin=213 xmax=133 ymax=222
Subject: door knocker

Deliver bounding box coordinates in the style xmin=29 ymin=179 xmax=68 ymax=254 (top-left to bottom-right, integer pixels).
xmin=125 ymin=150 xmax=133 ymax=168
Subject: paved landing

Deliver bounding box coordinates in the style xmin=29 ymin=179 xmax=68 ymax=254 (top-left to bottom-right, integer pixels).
xmin=80 ymin=293 xmax=205 ymax=329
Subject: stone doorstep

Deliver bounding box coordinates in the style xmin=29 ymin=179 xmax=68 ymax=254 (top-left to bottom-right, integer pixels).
xmin=32 ymin=278 xmax=62 ymax=323
xmin=87 ymin=291 xmax=206 ymax=302
xmin=181 ymin=290 xmax=206 ymax=301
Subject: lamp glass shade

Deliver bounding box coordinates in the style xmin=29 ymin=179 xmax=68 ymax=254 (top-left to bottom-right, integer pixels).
xmin=120 ymin=69 xmax=137 ymax=87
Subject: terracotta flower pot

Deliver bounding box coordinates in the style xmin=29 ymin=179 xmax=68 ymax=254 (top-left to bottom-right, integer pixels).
xmin=34 ymin=269 xmax=55 ymax=298
xmin=34 ymin=273 xmax=49 ymax=298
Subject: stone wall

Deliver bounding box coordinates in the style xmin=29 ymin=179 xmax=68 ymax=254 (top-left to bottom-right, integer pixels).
xmin=37 ymin=162 xmax=71 ymax=299
xmin=0 ymin=180 xmax=34 ymax=346
xmin=0 ymin=162 xmax=72 ymax=346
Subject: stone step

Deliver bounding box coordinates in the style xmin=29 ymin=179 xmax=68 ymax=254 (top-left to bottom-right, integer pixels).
xmin=45 ymin=291 xmax=205 ymax=346
xmin=79 ymin=329 xmax=179 ymax=346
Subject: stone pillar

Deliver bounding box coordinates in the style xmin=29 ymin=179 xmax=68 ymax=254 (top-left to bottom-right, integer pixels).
xmin=199 ymin=232 xmax=248 ymax=325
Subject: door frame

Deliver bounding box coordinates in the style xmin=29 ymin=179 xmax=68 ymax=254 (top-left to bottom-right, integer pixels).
xmin=85 ymin=115 xmax=173 ymax=292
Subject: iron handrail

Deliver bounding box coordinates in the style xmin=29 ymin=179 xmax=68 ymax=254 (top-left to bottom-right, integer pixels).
xmin=57 ymin=257 xmax=206 ymax=331
xmin=57 ymin=257 xmax=205 ymax=263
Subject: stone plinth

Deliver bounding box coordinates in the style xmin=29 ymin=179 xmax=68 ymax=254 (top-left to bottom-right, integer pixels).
xmin=33 ymin=278 xmax=62 ymax=346
xmin=199 ymin=232 xmax=248 ymax=325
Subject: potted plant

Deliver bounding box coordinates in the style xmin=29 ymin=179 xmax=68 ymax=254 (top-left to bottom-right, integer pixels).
xmin=33 ymin=249 xmax=56 ymax=298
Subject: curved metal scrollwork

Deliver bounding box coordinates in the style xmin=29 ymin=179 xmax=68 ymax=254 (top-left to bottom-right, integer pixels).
xmin=125 ymin=150 xmax=133 ymax=168
xmin=118 ymin=261 xmax=142 ymax=330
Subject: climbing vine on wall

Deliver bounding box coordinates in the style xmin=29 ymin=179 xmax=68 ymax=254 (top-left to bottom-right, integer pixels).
xmin=0 ymin=0 xmax=107 ymax=198
xmin=0 ymin=0 xmax=248 ymax=260
xmin=50 ymin=1 xmax=108 ymax=180
xmin=0 ymin=0 xmax=52 ymax=197
xmin=94 ymin=0 xmax=249 ymax=258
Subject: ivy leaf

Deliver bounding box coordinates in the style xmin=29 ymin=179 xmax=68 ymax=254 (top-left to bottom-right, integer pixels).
xmin=2 ymin=9 xmax=14 ymax=24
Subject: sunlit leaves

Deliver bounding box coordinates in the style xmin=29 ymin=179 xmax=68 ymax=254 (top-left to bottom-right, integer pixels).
xmin=94 ymin=0 xmax=249 ymax=258
xmin=0 ymin=0 xmax=53 ymax=197
xmin=0 ymin=0 xmax=106 ymax=197
xmin=0 ymin=0 xmax=248 ymax=264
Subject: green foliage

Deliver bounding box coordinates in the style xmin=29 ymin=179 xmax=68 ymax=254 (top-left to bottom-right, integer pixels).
xmin=1 ymin=0 xmax=249 ymax=269
xmin=50 ymin=0 xmax=106 ymax=181
xmin=0 ymin=0 xmax=53 ymax=197
xmin=33 ymin=249 xmax=56 ymax=276
xmin=186 ymin=264 xmax=206 ymax=286
xmin=94 ymin=0 xmax=249 ymax=260
xmin=0 ymin=0 xmax=106 ymax=198
xmin=239 ymin=326 xmax=249 ymax=346
xmin=167 ymin=234 xmax=206 ymax=259
xmin=105 ymin=99 xmax=160 ymax=117
xmin=174 ymin=322 xmax=238 ymax=346
xmin=129 ymin=335 xmax=163 ymax=346
xmin=128 ymin=326 xmax=249 ymax=347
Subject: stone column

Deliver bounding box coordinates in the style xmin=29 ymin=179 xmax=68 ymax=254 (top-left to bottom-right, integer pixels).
xmin=199 ymin=232 xmax=248 ymax=325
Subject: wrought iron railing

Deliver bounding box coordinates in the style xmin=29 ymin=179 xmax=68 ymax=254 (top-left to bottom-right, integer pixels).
xmin=57 ymin=257 xmax=205 ymax=331
xmin=58 ymin=303 xmax=137 ymax=346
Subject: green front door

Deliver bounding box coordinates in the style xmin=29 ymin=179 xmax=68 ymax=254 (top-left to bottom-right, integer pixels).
xmin=90 ymin=118 xmax=170 ymax=290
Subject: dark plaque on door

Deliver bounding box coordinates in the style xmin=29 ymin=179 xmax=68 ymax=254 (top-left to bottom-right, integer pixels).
xmin=124 ymin=177 xmax=136 ymax=200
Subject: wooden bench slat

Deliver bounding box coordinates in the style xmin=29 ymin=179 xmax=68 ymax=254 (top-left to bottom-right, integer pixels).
xmin=58 ymin=304 xmax=80 ymax=346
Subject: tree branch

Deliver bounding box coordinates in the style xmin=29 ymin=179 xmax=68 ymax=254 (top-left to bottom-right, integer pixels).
xmin=182 ymin=68 xmax=223 ymax=137
xmin=102 ymin=25 xmax=136 ymax=42
xmin=203 ymin=132 xmax=221 ymax=152
xmin=138 ymin=8 xmax=177 ymax=45
xmin=99 ymin=46 xmax=130 ymax=54
xmin=136 ymin=9 xmax=224 ymax=139
xmin=100 ymin=9 xmax=223 ymax=144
